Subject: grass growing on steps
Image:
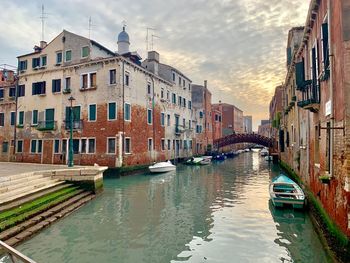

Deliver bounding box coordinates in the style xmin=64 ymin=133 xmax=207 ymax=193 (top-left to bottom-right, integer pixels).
xmin=0 ymin=186 xmax=81 ymax=232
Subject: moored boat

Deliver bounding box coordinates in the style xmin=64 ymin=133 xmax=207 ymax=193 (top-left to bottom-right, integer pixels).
xmin=149 ymin=160 xmax=176 ymax=173
xmin=186 ymin=157 xmax=203 ymax=165
xmin=200 ymin=156 xmax=212 ymax=165
xmin=260 ymin=148 xmax=269 ymax=156
xmin=269 ymin=174 xmax=305 ymax=209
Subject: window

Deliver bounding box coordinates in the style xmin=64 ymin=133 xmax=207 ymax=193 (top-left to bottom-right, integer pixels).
xmin=62 ymin=139 xmax=67 ymax=153
xmin=81 ymin=74 xmax=88 ymax=89
xmin=0 ymin=113 xmax=4 ymax=126
xmin=10 ymin=112 xmax=15 ymax=126
xmin=178 ymin=76 xmax=181 ymax=85
xmin=65 ymin=50 xmax=72 ymax=62
xmin=107 ymin=138 xmax=116 ymax=154
xmin=82 ymin=46 xmax=89 ymax=58
xmin=199 ymin=111 xmax=203 ymax=118
xmin=32 ymin=110 xmax=38 ymax=125
xmin=148 ymin=138 xmax=153 ymax=151
xmin=147 ymin=109 xmax=152 ymax=124
xmin=52 ymin=79 xmax=61 ymax=93
xmin=161 ymin=113 xmax=165 ymax=126
xmin=0 ymin=89 xmax=3 ymax=99
xmin=32 ymin=81 xmax=46 ymax=95
xmin=19 ymin=60 xmax=27 ymax=71
xmin=89 ymin=104 xmax=96 ymax=121
xmin=108 ymin=102 xmax=117 ymax=120
xmin=161 ymin=89 xmax=164 ymax=98
xmin=178 ymin=96 xmax=182 ymax=106
xmin=125 ymin=137 xmax=131 ymax=153
xmin=125 ymin=72 xmax=129 ymax=86
xmin=188 ymin=120 xmax=191 ymax=130
xmin=30 ymin=140 xmax=42 ymax=154
xmin=147 ymin=82 xmax=151 ymax=94
xmin=183 ymin=118 xmax=186 ymax=127
xmin=18 ymin=111 xmax=24 ymax=126
xmin=172 ymin=93 xmax=176 ymax=104
xmin=73 ymin=139 xmax=80 ymax=154
xmin=167 ymin=139 xmax=171 ymax=150
xmin=219 ymin=115 xmax=222 ymax=122
xmin=183 ymin=98 xmax=186 ymax=108
xmin=18 ymin=85 xmax=25 ymax=97
xmin=183 ymin=79 xmax=185 ymax=87
xmin=172 ymin=72 xmax=175 ymax=81
xmin=188 ymin=83 xmax=191 ymax=90
xmin=321 ymin=22 xmax=330 ymax=72
xmin=16 ymin=140 xmax=23 ymax=153
xmin=109 ymin=69 xmax=116 ymax=84
xmin=167 ymin=114 xmax=170 ymax=126
xmin=32 ymin=58 xmax=40 ymax=68
xmin=56 ymin=52 xmax=62 ymax=64
xmin=41 ymin=56 xmax=47 ymax=67
xmin=88 ymin=138 xmax=95 ymax=153
xmin=167 ymin=90 xmax=170 ymax=100
xmin=90 ymin=73 xmax=96 ymax=87
xmin=65 ymin=77 xmax=71 ymax=91
xmin=54 ymin=139 xmax=60 ymax=154
xmin=215 ymin=114 xmax=218 ymax=121
xmin=81 ymin=139 xmax=87 ymax=153
xmin=124 ymin=103 xmax=131 ymax=121
xmin=2 ymin=142 xmax=8 ymax=153
xmin=9 ymin=87 xmax=16 ymax=97
xmin=161 ymin=139 xmax=165 ymax=151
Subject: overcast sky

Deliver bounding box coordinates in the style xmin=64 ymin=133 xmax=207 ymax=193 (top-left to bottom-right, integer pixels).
xmin=0 ymin=0 xmax=309 ymax=130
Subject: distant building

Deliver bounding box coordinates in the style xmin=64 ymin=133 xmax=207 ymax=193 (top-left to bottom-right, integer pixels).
xmin=0 ymin=69 xmax=16 ymax=161
xmin=212 ymin=107 xmax=222 ymax=141
xmin=243 ymin=116 xmax=252 ymax=133
xmin=212 ymin=102 xmax=243 ymax=136
xmin=257 ymin=120 xmax=270 ymax=138
xmin=269 ymin=85 xmax=284 ymax=150
xmin=191 ymin=82 xmax=213 ymax=153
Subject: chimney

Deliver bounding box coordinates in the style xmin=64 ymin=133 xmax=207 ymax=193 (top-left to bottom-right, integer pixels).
xmin=147 ymin=51 xmax=160 ymax=75
xmin=204 ymin=80 xmax=207 ymax=89
xmin=40 ymin=41 xmax=47 ymax=49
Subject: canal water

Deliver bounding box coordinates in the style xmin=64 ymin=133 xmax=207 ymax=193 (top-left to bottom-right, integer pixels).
xmin=17 ymin=152 xmax=330 ymax=263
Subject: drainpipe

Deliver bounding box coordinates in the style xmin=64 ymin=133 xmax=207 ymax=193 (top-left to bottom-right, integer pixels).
xmin=12 ymin=64 xmax=19 ymax=160
xmin=122 ymin=59 xmax=125 ymax=166
xmin=328 ymin=0 xmax=334 ymax=176
xmin=151 ymin=76 xmax=155 ymax=162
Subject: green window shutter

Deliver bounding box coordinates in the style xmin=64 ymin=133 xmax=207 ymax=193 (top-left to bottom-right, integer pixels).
xmin=66 ymin=50 xmax=72 ymax=61
xmin=31 ymin=140 xmax=37 ymax=153
xmin=295 ymin=60 xmax=305 ymax=90
xmin=89 ymin=105 xmax=96 ymax=121
xmin=33 ymin=110 xmax=38 ymax=124
xmin=19 ymin=111 xmax=24 ymax=125
xmin=147 ymin=109 xmax=152 ymax=124
xmin=38 ymin=140 xmax=42 ymax=153
xmin=54 ymin=140 xmax=60 ymax=153
xmin=73 ymin=106 xmax=80 ymax=121
xmin=65 ymin=107 xmax=70 ymax=122
xmin=124 ymin=103 xmax=130 ymax=120
xmin=82 ymin=47 xmax=89 ymax=57
xmin=109 ymin=103 xmax=116 ymax=120
xmin=322 ymin=23 xmax=329 ymax=70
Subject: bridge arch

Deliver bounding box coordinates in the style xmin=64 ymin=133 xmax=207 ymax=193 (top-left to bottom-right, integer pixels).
xmin=214 ymin=133 xmax=274 ymax=148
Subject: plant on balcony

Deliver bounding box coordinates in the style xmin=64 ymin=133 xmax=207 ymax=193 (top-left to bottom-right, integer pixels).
xmin=319 ymin=174 xmax=332 ymax=184
xmin=291 ymin=96 xmax=297 ymax=102
xmin=63 ymin=88 xmax=71 ymax=94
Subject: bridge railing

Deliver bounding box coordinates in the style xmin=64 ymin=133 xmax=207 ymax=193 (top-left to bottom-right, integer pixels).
xmin=0 ymin=240 xmax=37 ymax=263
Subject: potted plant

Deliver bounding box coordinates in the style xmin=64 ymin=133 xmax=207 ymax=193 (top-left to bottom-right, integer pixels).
xmin=319 ymin=174 xmax=332 ymax=184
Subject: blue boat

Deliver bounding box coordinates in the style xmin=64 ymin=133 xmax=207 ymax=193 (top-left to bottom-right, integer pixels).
xmin=269 ymin=174 xmax=305 ymax=209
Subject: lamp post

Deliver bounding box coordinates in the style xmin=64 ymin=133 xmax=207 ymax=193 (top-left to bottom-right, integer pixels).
xmin=68 ymin=96 xmax=75 ymax=167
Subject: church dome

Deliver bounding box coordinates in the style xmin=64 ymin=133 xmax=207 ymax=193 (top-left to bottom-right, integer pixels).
xmin=118 ymin=27 xmax=129 ymax=44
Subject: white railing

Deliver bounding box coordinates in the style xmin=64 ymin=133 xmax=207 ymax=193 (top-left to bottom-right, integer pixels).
xmin=0 ymin=240 xmax=37 ymax=263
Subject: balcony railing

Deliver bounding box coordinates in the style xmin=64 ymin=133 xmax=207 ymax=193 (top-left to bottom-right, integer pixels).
xmin=175 ymin=125 xmax=185 ymax=135
xmin=36 ymin=120 xmax=57 ymax=131
xmin=64 ymin=120 xmax=83 ymax=130
xmin=297 ymin=81 xmax=320 ymax=112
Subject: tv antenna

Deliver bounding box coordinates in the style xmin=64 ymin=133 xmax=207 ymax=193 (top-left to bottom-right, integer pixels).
xmin=146 ymin=27 xmax=156 ymax=52
xmin=151 ymin=34 xmax=160 ymax=51
xmin=39 ymin=4 xmax=48 ymax=41
xmin=88 ymin=16 xmax=97 ymax=39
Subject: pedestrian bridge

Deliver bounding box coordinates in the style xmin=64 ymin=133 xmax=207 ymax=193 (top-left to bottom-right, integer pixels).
xmin=214 ymin=133 xmax=274 ymax=148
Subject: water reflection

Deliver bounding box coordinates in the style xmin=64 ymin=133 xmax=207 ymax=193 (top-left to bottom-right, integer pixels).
xmin=17 ymin=153 xmax=329 ymax=263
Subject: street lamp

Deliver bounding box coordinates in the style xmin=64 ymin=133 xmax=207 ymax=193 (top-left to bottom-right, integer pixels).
xmin=68 ymin=96 xmax=75 ymax=167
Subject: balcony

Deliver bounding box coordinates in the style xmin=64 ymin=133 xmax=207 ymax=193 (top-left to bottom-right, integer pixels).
xmin=62 ymin=88 xmax=71 ymax=94
xmin=297 ymin=81 xmax=320 ymax=113
xmin=36 ymin=120 xmax=57 ymax=131
xmin=175 ymin=125 xmax=185 ymax=135
xmin=64 ymin=120 xmax=83 ymax=130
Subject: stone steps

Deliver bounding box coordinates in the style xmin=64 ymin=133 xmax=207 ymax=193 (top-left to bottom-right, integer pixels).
xmin=1 ymin=191 xmax=95 ymax=247
xmin=0 ymin=176 xmax=59 ymax=194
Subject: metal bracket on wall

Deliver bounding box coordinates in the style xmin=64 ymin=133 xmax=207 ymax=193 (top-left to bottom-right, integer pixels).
xmin=319 ymin=125 xmax=345 ymax=136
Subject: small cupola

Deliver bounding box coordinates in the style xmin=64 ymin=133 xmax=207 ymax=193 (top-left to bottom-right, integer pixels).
xmin=117 ymin=26 xmax=130 ymax=55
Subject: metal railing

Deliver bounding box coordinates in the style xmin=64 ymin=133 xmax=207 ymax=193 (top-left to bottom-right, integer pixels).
xmin=297 ymin=81 xmax=320 ymax=108
xmin=0 ymin=240 xmax=37 ymax=263
xmin=36 ymin=120 xmax=57 ymax=131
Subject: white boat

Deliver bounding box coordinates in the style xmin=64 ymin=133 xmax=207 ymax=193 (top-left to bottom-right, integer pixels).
xmin=186 ymin=157 xmax=203 ymax=165
xmin=265 ymin=156 xmax=273 ymax=161
xmin=260 ymin=148 xmax=269 ymax=156
xmin=149 ymin=160 xmax=176 ymax=173
xmin=200 ymin=156 xmax=212 ymax=165
xmin=269 ymin=174 xmax=305 ymax=209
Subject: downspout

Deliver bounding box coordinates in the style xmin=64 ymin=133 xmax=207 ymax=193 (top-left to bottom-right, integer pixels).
xmin=328 ymin=0 xmax=334 ymax=176
xmin=122 ymin=59 xmax=125 ymax=166
xmin=13 ymin=63 xmax=19 ymax=160
xmin=151 ymin=76 xmax=155 ymax=162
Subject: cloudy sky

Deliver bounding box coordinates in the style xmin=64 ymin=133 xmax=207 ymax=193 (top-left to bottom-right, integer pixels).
xmin=0 ymin=0 xmax=309 ymax=130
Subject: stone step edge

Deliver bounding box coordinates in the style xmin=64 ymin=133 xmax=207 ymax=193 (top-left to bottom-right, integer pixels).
xmin=0 ymin=174 xmax=47 ymax=188
xmin=4 ymin=194 xmax=95 ymax=247
xmin=0 ymin=176 xmax=57 ymax=194
xmin=0 ymin=181 xmax=66 ymax=207
xmin=0 ymin=183 xmax=74 ymax=213
xmin=0 ymin=190 xmax=92 ymax=241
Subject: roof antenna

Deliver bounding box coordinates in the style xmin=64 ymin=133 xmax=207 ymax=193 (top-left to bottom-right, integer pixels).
xmin=146 ymin=27 xmax=155 ymax=52
xmin=39 ymin=4 xmax=48 ymax=41
xmin=88 ymin=16 xmax=96 ymax=39
xmin=151 ymin=34 xmax=160 ymax=51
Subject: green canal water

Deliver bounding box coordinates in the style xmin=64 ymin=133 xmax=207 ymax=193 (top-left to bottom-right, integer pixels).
xmin=17 ymin=152 xmax=330 ymax=262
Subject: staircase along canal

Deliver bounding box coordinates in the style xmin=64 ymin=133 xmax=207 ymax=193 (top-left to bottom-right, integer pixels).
xmin=17 ymin=152 xmax=331 ymax=262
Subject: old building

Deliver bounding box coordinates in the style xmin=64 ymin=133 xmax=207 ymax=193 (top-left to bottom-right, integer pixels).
xmin=191 ymin=82 xmax=213 ymax=153
xmin=243 ymin=115 xmax=252 ymax=133
xmin=269 ymin=85 xmax=285 ymax=151
xmin=13 ymin=27 xmax=194 ymax=167
xmin=257 ymin=120 xmax=270 ymax=137
xmin=212 ymin=107 xmax=222 ymax=141
xmin=0 ymin=69 xmax=16 ymax=161
xmin=278 ymin=0 xmax=350 ymax=238
xmin=211 ymin=102 xmax=243 ymax=135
